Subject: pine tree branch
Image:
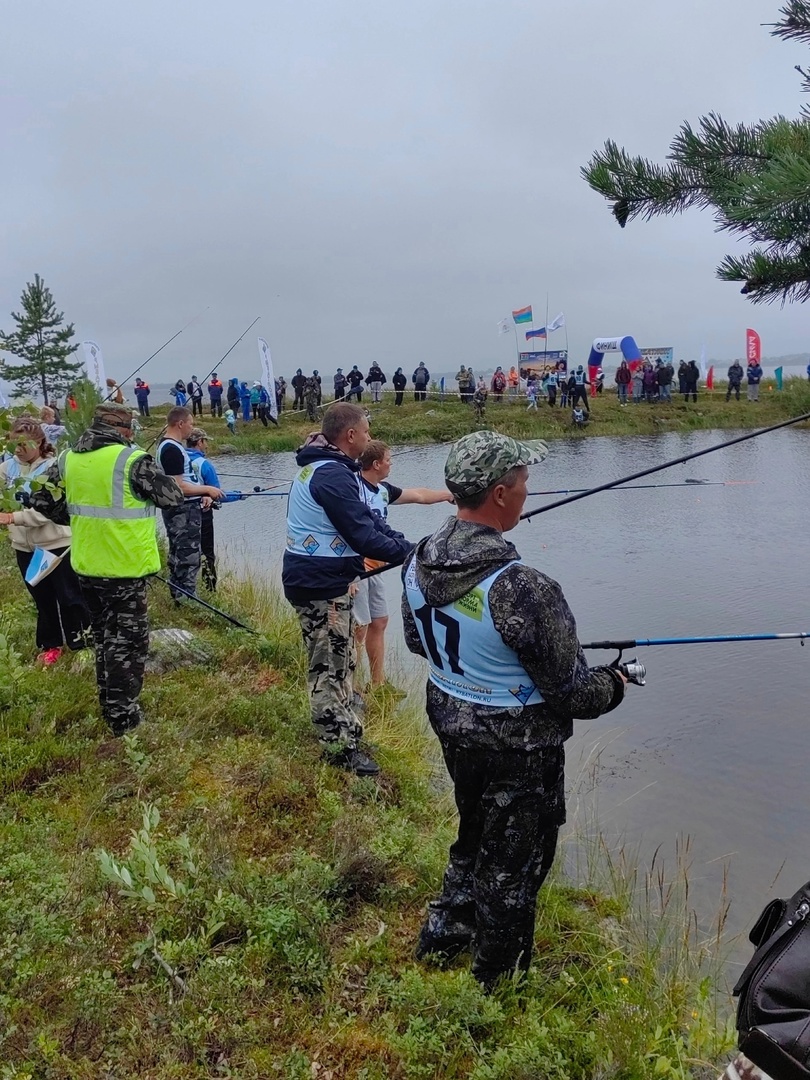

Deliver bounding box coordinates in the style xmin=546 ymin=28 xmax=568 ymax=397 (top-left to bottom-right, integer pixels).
xmin=718 ymin=249 xmax=810 ymax=303
xmin=771 ymin=1 xmax=810 ymax=45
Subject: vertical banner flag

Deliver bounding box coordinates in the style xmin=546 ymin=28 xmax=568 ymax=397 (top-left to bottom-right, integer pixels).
xmin=257 ymin=338 xmax=278 ymax=421
xmin=699 ymin=344 xmax=708 ymax=380
xmin=706 ymin=366 xmax=714 ymax=391
xmin=775 ymin=366 xmax=784 ymax=390
xmin=497 ymin=318 xmax=511 ymax=335
xmin=746 ymin=328 xmax=761 ymax=366
xmin=512 ymin=306 xmax=533 ymax=325
xmin=440 ymin=376 xmax=445 ymax=400
xmin=0 ymin=383 xmax=8 ymax=408
xmin=82 ymin=340 xmax=107 ymax=393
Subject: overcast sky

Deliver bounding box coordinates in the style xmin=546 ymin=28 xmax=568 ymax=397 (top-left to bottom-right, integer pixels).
xmin=2 ymin=0 xmax=807 ymax=385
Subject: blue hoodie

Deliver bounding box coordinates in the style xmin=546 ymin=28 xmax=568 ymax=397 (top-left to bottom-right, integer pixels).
xmin=282 ymin=435 xmax=412 ymax=602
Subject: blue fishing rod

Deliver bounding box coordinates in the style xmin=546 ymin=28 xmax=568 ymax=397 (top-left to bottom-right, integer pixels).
xmin=583 ymin=632 xmax=810 ymax=650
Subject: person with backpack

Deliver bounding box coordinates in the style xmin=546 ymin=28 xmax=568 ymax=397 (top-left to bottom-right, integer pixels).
xmin=412 ymin=363 xmax=430 ymax=402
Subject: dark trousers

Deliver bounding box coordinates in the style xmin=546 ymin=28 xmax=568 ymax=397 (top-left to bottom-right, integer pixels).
xmin=726 ymin=384 xmax=741 ymax=401
xmin=684 ymin=388 xmax=697 ymax=402
xmin=414 ymin=389 xmax=427 ymax=402
xmin=15 ymin=547 xmax=90 ymax=651
xmin=79 ymin=575 xmax=148 ymax=735
xmin=191 ymin=398 xmax=203 ymax=416
xmin=547 ymin=387 xmax=556 ymax=407
xmin=210 ymin=399 xmax=222 ymax=417
xmin=257 ymin=405 xmax=269 ymax=427
xmin=252 ymin=403 xmax=259 ymax=419
xmin=138 ymin=402 xmax=150 ymax=417
xmin=572 ymin=386 xmax=588 ymax=407
xmin=394 ymin=391 xmax=404 ymax=406
xmin=162 ymin=501 xmax=202 ymax=599
xmin=293 ymin=391 xmax=304 ymax=410
xmin=200 ymin=509 xmax=217 ymax=591
xmin=424 ymin=739 xmax=563 ymax=988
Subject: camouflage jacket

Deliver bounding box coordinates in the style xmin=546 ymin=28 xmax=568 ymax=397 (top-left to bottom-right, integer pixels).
xmin=29 ymin=423 xmax=183 ymax=525
xmin=401 ymin=517 xmax=624 ymax=751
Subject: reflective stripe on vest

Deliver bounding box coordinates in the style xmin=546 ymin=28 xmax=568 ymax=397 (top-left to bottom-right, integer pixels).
xmin=63 ymin=445 xmax=160 ymax=578
xmin=158 ymin=437 xmax=199 ymax=488
xmin=286 ymin=459 xmax=360 ymax=559
xmin=404 ymin=556 xmax=544 ymax=709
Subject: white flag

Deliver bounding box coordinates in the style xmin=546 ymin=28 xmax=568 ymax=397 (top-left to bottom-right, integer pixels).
xmin=257 ymin=337 xmax=278 ymax=421
xmin=497 ymin=318 xmax=511 ymax=336
xmin=699 ymin=343 xmax=708 ymax=380
xmin=0 ymin=383 xmax=8 ymax=409
xmin=82 ymin=340 xmax=107 ymax=393
xmin=547 ymin=312 xmax=565 ymax=333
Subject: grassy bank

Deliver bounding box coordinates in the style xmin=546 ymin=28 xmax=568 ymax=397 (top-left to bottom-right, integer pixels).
xmin=135 ymin=378 xmax=810 ymax=456
xmin=0 ymin=548 xmax=735 ymax=1078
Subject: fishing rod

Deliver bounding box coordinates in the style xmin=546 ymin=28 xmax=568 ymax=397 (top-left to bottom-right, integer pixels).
xmin=102 ymin=308 xmax=209 ymax=402
xmin=521 ymin=411 xmax=810 ymax=521
xmin=583 ymin=632 xmax=810 ymax=651
xmin=152 ymin=575 xmax=256 ymax=632
xmin=216 ymin=470 xmax=294 ymax=483
xmin=526 ymin=479 xmax=755 ymax=497
xmin=198 ymin=316 xmax=261 ymax=387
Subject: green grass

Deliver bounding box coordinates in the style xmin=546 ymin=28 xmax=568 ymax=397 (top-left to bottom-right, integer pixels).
xmin=135 ymin=378 xmax=810 ymax=457
xmin=0 ymin=549 xmax=735 ymax=1078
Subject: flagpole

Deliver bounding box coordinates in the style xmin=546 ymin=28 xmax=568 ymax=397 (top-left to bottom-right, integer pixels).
xmin=544 ymin=292 xmax=549 ymax=367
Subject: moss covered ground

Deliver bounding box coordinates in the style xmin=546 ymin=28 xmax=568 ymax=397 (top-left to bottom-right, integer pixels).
xmin=135 ymin=377 xmax=810 ymax=456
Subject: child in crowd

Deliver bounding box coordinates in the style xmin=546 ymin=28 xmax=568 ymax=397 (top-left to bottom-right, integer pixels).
xmin=224 ymin=407 xmax=237 ymax=434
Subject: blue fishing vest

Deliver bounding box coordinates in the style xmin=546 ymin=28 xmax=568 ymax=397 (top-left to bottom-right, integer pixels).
xmin=574 ymin=370 xmax=585 ymax=385
xmin=546 ymin=372 xmax=557 ymax=387
xmin=286 ymin=459 xmax=360 ymax=559
xmin=158 ymin=438 xmax=200 ymax=494
xmin=404 ymin=556 xmax=544 ymax=709
xmin=361 ymin=479 xmax=390 ymax=522
xmin=4 ymin=457 xmax=52 ymax=494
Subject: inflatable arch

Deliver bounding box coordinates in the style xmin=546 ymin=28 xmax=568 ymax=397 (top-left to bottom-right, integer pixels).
xmin=586 ymin=336 xmax=643 ymax=396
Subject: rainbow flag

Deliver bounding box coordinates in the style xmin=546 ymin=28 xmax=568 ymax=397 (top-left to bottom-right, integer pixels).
xmin=512 ymin=306 xmax=533 ymax=325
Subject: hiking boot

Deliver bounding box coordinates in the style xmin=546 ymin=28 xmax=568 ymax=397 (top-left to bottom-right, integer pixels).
xmin=414 ymin=910 xmax=475 ymax=963
xmin=108 ymin=708 xmax=144 ymax=738
xmin=326 ymin=746 xmax=380 ymax=777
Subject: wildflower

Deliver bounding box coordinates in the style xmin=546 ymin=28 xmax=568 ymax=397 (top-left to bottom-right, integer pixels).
xmin=619 ymin=976 xmax=629 ymax=985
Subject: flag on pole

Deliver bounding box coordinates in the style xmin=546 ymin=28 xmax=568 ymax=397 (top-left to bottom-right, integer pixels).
xmin=257 ymin=338 xmax=278 ymax=421
xmin=497 ymin=318 xmax=511 ymax=336
xmin=546 ymin=312 xmax=565 ymax=333
xmin=512 ymin=306 xmax=533 ymax=325
xmin=775 ymin=366 xmax=784 ymax=390
xmin=82 ymin=340 xmax=107 ymax=393
xmin=0 ymin=383 xmax=8 ymax=409
xmin=24 ymin=546 xmax=69 ymax=587
xmin=706 ymin=366 xmax=714 ymax=390
xmin=746 ymin=328 xmax=762 ymax=365
xmin=526 ymin=328 xmax=547 ymax=340
xmin=699 ymin=344 xmax=708 ymax=380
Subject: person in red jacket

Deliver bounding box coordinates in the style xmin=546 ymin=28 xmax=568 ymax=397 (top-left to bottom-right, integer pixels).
xmin=614 ymin=360 xmax=632 ymax=405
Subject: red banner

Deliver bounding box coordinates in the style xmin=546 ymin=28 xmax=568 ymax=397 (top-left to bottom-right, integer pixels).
xmin=746 ymin=328 xmax=761 ymax=366
xmin=706 ymin=366 xmax=714 ymax=390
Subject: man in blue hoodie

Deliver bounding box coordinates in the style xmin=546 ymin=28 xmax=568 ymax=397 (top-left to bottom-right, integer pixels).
xmin=283 ymin=402 xmax=413 ymax=775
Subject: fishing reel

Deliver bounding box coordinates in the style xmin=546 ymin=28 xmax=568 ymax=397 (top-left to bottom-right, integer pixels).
xmin=610 ymin=651 xmax=647 ymax=686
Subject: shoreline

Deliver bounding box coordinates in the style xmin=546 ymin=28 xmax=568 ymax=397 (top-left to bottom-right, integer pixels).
xmin=0 ymin=543 xmax=735 ymax=1076
xmin=134 ymin=377 xmax=810 ymax=457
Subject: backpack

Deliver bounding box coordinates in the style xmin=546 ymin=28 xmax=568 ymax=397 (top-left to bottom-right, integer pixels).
xmin=733 ymin=878 xmax=810 ymax=1079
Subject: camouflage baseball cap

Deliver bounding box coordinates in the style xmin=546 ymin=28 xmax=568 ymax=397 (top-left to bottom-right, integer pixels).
xmin=444 ymin=430 xmax=548 ymax=498
xmin=93 ymin=404 xmax=135 ymax=429
xmin=188 ymin=427 xmax=211 ymax=443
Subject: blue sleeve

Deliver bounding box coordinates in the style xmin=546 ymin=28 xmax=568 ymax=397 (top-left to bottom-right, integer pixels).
xmin=200 ymin=459 xmax=219 ymax=487
xmin=310 ymin=464 xmax=412 ymax=563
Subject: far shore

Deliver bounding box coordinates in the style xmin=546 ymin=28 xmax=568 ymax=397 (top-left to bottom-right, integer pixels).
xmin=131 ymin=377 xmax=810 ymax=456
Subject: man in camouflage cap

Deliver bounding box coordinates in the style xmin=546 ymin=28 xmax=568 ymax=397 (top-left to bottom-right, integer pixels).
xmin=402 ymin=429 xmax=630 ymax=989
xmin=30 ymin=404 xmax=184 ymax=736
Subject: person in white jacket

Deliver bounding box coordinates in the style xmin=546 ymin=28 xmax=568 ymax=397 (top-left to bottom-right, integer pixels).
xmin=0 ymin=416 xmax=90 ymax=663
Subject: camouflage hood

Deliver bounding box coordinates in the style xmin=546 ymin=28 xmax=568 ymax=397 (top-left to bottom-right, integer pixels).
xmin=411 ymin=517 xmax=520 ymax=607
xmin=73 ymin=422 xmax=133 ymax=453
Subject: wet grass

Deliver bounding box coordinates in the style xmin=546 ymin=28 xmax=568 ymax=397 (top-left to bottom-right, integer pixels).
xmin=133 ymin=378 xmax=810 ymax=457
xmin=0 ymin=548 xmax=736 ymax=1077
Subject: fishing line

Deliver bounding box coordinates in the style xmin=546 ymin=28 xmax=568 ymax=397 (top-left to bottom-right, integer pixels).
xmin=102 ymin=307 xmax=209 ymax=401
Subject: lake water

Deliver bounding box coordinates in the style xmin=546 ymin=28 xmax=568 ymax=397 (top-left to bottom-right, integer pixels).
xmin=209 ymin=430 xmax=810 ymax=966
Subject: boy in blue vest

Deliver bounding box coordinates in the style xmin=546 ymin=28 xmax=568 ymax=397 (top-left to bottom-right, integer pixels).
xmin=282 ymin=403 xmax=413 ymax=776
xmin=403 ymin=430 xmax=629 ymax=989
xmin=354 ymin=439 xmax=452 ymax=689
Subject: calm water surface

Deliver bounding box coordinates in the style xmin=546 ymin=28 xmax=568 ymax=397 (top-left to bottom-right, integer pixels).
xmin=210 ymin=429 xmax=810 ymax=958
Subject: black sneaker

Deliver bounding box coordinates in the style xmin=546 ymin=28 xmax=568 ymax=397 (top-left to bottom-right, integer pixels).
xmin=326 ymin=746 xmax=380 ymax=777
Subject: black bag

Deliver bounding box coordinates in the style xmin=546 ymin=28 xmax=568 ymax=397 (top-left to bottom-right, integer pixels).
xmin=733 ymin=880 xmax=810 ymax=1080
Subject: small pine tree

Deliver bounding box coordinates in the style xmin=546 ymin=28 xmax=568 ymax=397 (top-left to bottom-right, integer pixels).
xmin=582 ymin=1 xmax=810 ymax=305
xmin=1 ymin=274 xmax=82 ymax=402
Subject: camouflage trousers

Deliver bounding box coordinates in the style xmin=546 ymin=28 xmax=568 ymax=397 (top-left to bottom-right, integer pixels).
xmin=421 ymin=740 xmax=564 ymax=988
xmin=291 ymin=593 xmax=362 ymax=748
xmin=162 ymin=501 xmax=202 ymax=599
xmin=78 ymin=576 xmax=149 ymax=736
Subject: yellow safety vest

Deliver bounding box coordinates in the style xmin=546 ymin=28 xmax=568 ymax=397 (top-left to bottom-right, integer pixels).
xmin=62 ymin=444 xmax=159 ymax=578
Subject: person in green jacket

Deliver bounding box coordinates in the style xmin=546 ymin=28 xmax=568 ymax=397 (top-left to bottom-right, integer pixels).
xmin=29 ymin=404 xmax=184 ymax=736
